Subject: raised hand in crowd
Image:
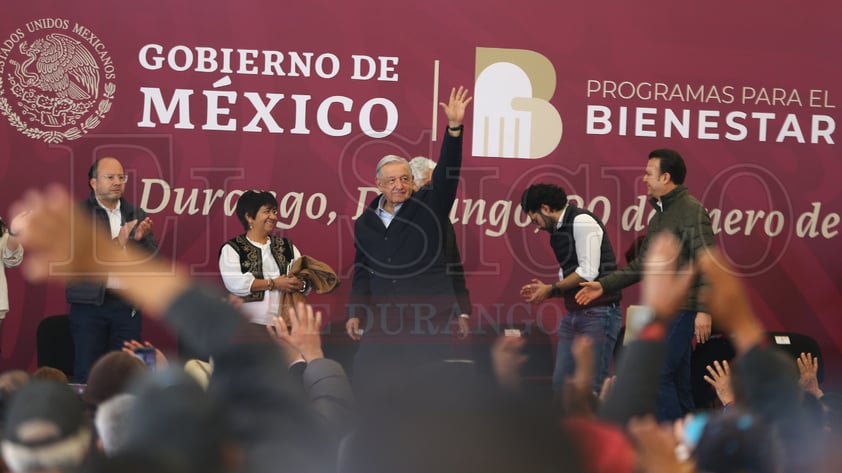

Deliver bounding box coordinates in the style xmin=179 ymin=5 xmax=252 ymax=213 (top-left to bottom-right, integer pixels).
xmin=797 ymin=352 xmax=823 ymax=399
xmin=562 ymin=336 xmax=598 ymax=417
xmin=490 ymin=334 xmax=528 ymax=391
xmin=702 ymin=360 xmax=734 ymax=406
xmin=268 ymin=302 xmax=324 ymax=363
xmin=267 ymin=316 xmax=304 ymax=365
xmin=6 ymin=210 xmax=29 ymax=243
xmin=628 ymin=415 xmax=695 ymax=473
xmin=571 ymin=336 xmax=595 ymax=392
xmin=641 ymin=233 xmax=696 ymax=319
xmin=599 ymin=376 xmax=615 ymax=404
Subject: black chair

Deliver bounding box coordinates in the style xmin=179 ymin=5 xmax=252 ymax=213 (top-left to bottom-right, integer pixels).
xmin=691 ymin=334 xmax=736 ymax=409
xmin=36 ymin=314 xmax=75 ymax=379
xmin=767 ymin=331 xmax=824 ymax=383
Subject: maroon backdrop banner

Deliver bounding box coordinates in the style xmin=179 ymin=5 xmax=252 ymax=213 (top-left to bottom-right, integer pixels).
xmin=2 ymin=0 xmax=840 ymax=387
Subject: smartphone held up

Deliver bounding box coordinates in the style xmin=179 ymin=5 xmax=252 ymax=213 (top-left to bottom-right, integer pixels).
xmin=133 ymin=347 xmax=156 ymax=368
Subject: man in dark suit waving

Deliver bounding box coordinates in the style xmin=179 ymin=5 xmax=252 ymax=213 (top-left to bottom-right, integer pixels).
xmin=345 ymin=86 xmax=472 ymax=384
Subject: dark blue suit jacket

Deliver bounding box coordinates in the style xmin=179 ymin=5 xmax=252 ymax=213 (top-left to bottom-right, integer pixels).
xmin=348 ymin=130 xmax=462 ymax=322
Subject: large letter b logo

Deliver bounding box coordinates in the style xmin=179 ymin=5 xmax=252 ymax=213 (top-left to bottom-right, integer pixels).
xmin=472 ymin=48 xmax=562 ymax=159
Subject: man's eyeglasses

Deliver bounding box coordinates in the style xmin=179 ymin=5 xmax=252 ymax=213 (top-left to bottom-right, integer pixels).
xmin=99 ymin=174 xmax=128 ymax=182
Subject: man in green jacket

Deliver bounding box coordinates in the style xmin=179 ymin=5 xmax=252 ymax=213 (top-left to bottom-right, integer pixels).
xmin=576 ymin=148 xmax=715 ymax=420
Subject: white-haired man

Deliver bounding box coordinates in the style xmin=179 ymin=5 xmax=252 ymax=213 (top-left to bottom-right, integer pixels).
xmin=94 ymin=393 xmax=136 ymax=456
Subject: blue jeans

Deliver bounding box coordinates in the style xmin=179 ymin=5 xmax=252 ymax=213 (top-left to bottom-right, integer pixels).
xmin=656 ymin=310 xmax=696 ymax=421
xmin=552 ymin=304 xmax=623 ymax=393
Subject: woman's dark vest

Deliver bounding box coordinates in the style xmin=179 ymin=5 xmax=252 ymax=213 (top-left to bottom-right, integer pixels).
xmin=223 ymin=235 xmax=293 ymax=302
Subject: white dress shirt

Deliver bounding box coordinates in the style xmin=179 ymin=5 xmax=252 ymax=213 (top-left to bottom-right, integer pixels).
xmin=556 ymin=207 xmax=603 ymax=282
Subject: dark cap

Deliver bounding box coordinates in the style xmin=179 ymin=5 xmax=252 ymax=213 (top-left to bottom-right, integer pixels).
xmin=3 ymin=381 xmax=85 ymax=448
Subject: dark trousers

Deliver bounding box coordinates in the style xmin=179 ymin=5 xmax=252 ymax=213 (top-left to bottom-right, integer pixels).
xmin=350 ymin=302 xmax=468 ymax=400
xmin=656 ymin=310 xmax=696 ymax=421
xmin=69 ymin=294 xmax=141 ymax=382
